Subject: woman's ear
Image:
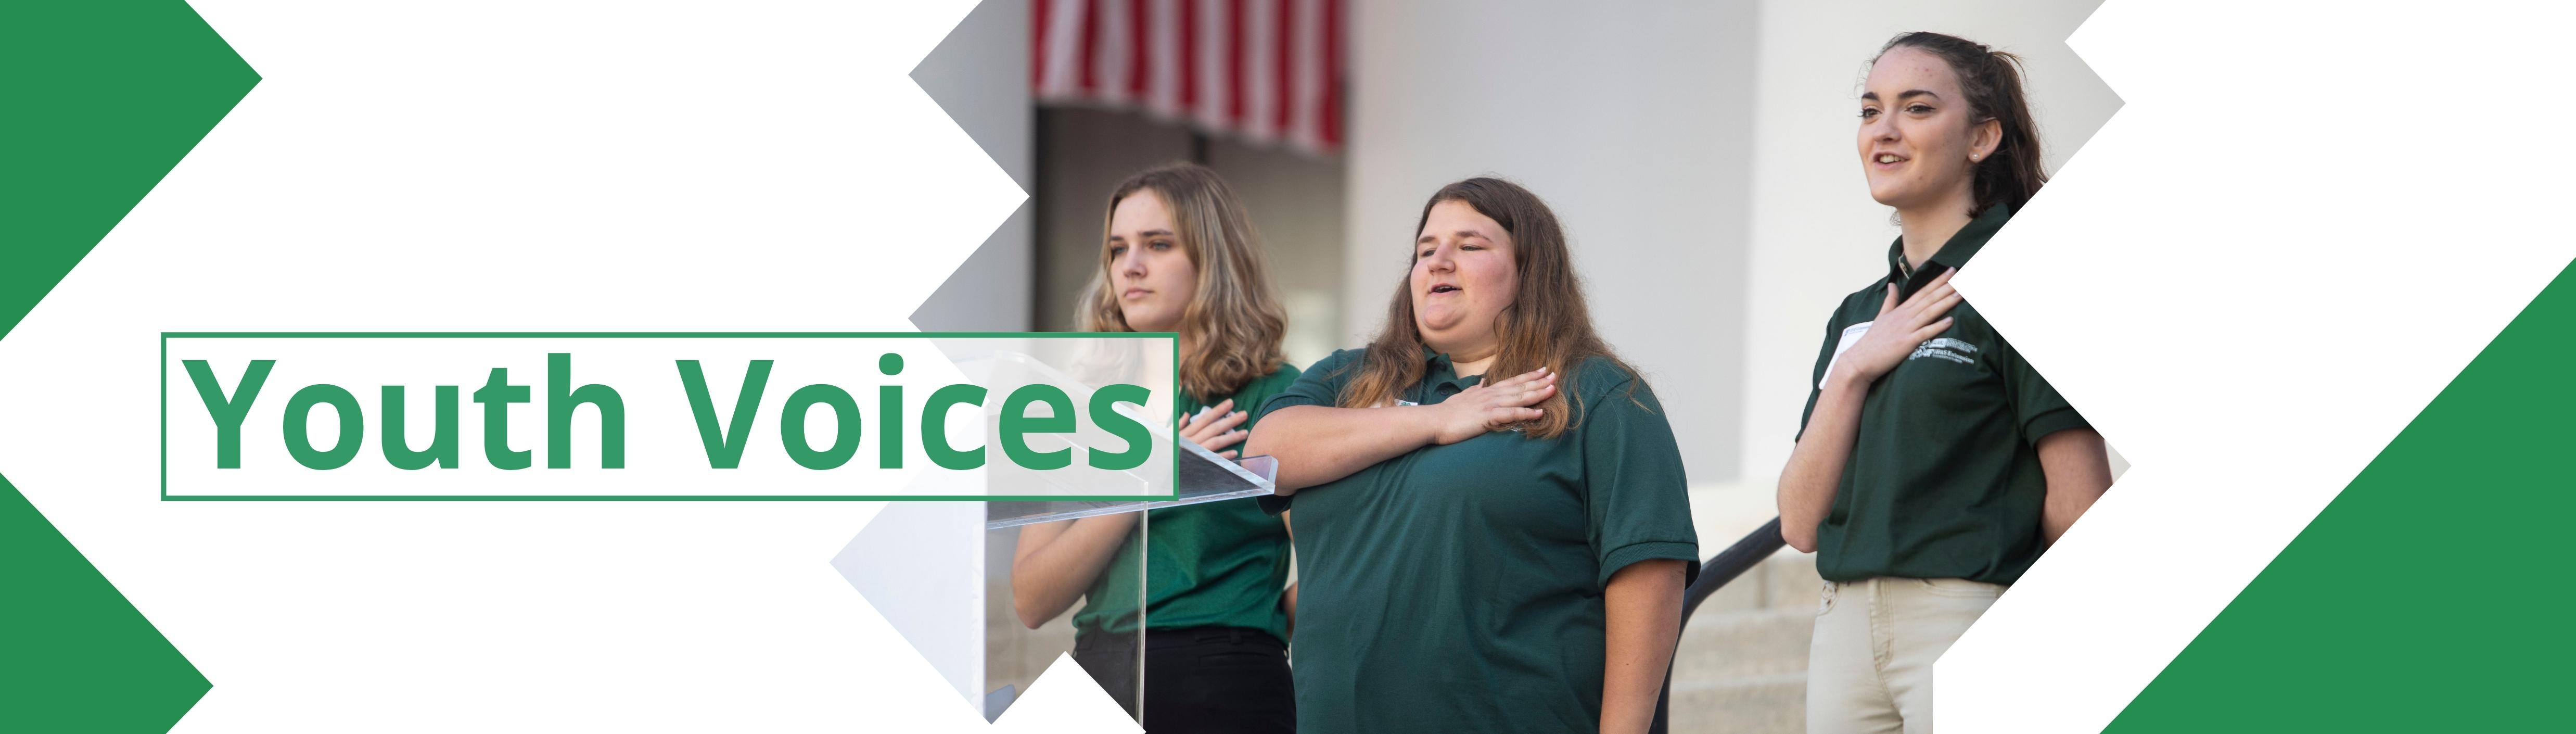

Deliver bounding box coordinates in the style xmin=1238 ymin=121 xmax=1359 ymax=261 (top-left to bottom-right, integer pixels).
xmin=1971 ymin=118 xmax=2004 ymax=162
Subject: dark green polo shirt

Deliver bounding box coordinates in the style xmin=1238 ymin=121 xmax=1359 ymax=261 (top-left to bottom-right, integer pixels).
xmin=1255 ymin=349 xmax=1699 ymax=733
xmin=1072 ymin=364 xmax=1301 ymax=641
xmin=1797 ymin=204 xmax=2088 ymax=586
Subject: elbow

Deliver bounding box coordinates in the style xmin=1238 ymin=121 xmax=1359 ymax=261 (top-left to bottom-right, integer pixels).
xmin=1241 ymin=427 xmax=1301 ymax=496
xmin=1241 ymin=427 xmax=1273 ymax=465
xmin=1780 ymin=524 xmax=1817 ymax=554
xmin=1013 ymin=598 xmax=1049 ymax=630
xmin=1008 ymin=578 xmax=1053 ymax=629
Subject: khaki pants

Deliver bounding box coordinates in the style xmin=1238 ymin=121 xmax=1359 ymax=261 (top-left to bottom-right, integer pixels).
xmin=1805 ymin=577 xmax=2005 ymax=734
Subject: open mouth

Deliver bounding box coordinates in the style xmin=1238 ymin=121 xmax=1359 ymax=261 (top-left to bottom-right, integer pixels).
xmin=1429 ymin=284 xmax=1461 ymax=295
xmin=1873 ymin=153 xmax=1907 ymax=165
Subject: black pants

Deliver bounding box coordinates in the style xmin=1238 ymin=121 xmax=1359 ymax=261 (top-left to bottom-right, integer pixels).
xmin=1071 ymin=626 xmax=1295 ymax=734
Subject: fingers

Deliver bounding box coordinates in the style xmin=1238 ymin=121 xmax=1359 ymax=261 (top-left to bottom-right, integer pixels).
xmin=1907 ymin=292 xmax=1962 ymax=330
xmin=1899 ymin=280 xmax=1956 ymax=311
xmin=1500 ymin=381 xmax=1555 ymax=408
xmin=1483 ymin=406 xmax=1545 ymax=429
xmin=1484 ymin=366 xmax=1551 ymax=391
xmin=1180 ymin=400 xmax=1247 ymax=444
xmin=1191 ymin=428 xmax=1248 ymax=453
xmin=1200 ymin=408 xmax=1251 ymax=436
xmin=1910 ymin=316 xmax=1956 ymax=341
xmin=1217 ymin=450 xmax=1239 ymax=460
xmin=1879 ymin=283 xmax=1899 ymax=315
xmin=1182 ymin=400 xmax=1233 ymax=428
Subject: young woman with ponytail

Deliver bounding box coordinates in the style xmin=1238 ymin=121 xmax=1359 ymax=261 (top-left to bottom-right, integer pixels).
xmin=1777 ymin=32 xmax=2114 ymax=733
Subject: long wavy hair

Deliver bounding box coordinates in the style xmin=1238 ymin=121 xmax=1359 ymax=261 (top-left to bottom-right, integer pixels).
xmin=1878 ymin=31 xmax=2047 ymax=217
xmin=1335 ymin=177 xmax=1643 ymax=440
xmin=1079 ymin=163 xmax=1290 ymax=401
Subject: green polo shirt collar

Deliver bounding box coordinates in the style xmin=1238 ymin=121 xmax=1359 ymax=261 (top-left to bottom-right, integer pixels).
xmin=1886 ymin=203 xmax=2014 ymax=295
xmin=1418 ymin=346 xmax=1483 ymax=394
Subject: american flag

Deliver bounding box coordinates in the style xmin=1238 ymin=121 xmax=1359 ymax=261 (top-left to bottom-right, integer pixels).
xmin=1034 ymin=0 xmax=1344 ymax=154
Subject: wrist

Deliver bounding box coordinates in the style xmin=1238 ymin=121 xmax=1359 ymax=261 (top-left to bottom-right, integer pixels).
xmin=1825 ymin=365 xmax=1874 ymax=392
xmin=1407 ymin=402 xmax=1449 ymax=445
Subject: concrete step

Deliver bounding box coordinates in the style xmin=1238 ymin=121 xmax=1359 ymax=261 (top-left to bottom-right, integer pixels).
xmin=1691 ymin=550 xmax=1825 ymax=615
xmin=1668 ymin=671 xmax=1804 ymax=734
xmin=1675 ymin=606 xmax=1813 ymax=682
xmin=1666 ymin=552 xmax=1822 ymax=732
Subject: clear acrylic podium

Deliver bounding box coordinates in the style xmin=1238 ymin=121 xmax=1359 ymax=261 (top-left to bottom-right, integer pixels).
xmin=901 ymin=340 xmax=1278 ymax=722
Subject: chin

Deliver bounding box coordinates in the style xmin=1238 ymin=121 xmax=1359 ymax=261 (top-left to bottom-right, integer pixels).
xmin=1866 ymin=183 xmax=1910 ymax=208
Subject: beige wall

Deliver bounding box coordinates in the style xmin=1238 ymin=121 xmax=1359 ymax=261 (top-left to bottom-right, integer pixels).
xmin=1006 ymin=0 xmax=2122 ymax=492
xmin=1343 ymin=0 xmax=1761 ymax=483
xmin=1032 ymin=108 xmax=1348 ymax=370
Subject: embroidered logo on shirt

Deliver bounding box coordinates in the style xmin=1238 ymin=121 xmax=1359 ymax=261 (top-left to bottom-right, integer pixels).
xmin=1908 ymin=337 xmax=1979 ymax=364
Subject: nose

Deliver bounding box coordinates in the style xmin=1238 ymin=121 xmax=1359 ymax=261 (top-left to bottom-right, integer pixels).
xmin=1866 ymin=113 xmax=1898 ymax=143
xmin=1118 ymin=248 xmax=1146 ymax=279
xmin=1420 ymin=242 xmax=1456 ymax=273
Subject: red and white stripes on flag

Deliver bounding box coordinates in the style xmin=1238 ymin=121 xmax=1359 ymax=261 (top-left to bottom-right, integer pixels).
xmin=1034 ymin=0 xmax=1344 ymax=154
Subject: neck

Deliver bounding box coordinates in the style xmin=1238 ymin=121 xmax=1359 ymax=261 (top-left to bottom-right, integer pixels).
xmin=1896 ymin=188 xmax=1978 ymax=272
xmin=1175 ymin=328 xmax=1198 ymax=359
xmin=1440 ymin=341 xmax=1500 ymax=378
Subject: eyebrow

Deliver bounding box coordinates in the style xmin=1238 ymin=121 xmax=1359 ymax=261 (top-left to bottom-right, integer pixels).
xmin=1859 ymin=90 xmax=1942 ymax=102
xmin=1110 ymin=229 xmax=1177 ymax=243
xmin=1417 ymin=231 xmax=1486 ymax=244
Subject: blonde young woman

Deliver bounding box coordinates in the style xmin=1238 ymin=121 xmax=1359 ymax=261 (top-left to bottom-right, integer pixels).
xmin=1244 ymin=178 xmax=1697 ymax=734
xmin=1778 ymin=32 xmax=2115 ymax=733
xmin=1010 ymin=163 xmax=1298 ymax=733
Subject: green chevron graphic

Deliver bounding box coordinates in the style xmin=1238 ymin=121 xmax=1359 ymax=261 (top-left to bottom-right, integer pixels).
xmin=2108 ymin=258 xmax=2576 ymax=731
xmin=2 ymin=1 xmax=259 ymax=730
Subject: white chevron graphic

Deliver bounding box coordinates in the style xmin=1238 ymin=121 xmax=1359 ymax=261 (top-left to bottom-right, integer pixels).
xmin=0 ymin=1 xmax=1047 ymax=731
xmin=1938 ymin=2 xmax=2576 ymax=731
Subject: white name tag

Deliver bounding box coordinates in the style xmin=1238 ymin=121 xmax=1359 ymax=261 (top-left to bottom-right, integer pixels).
xmin=1820 ymin=321 xmax=1872 ymax=390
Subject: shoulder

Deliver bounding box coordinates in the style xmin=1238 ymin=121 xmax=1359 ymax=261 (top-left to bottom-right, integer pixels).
xmin=1567 ymin=355 xmax=1657 ymax=407
xmin=1564 ymin=356 xmax=1674 ymax=438
xmin=1304 ymin=348 xmax=1369 ymax=382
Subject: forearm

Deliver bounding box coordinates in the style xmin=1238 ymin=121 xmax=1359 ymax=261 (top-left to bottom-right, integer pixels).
xmin=1242 ymin=404 xmax=1437 ymax=493
xmin=1599 ymin=560 xmax=1687 ymax=734
xmin=1779 ymin=374 xmax=1869 ymax=552
xmin=2037 ymin=428 xmax=2112 ymax=543
xmin=1009 ymin=513 xmax=1139 ymax=628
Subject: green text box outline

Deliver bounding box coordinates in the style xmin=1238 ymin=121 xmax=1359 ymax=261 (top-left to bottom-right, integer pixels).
xmin=160 ymin=332 xmax=1181 ymax=501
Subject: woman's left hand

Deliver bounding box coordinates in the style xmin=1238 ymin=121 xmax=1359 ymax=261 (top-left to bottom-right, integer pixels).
xmin=1180 ymin=399 xmax=1251 ymax=458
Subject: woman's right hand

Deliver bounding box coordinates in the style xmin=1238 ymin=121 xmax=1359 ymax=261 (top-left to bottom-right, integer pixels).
xmin=1426 ymin=368 xmax=1556 ymax=445
xmin=1828 ymin=269 xmax=1963 ymax=386
xmin=1179 ymin=399 xmax=1251 ymax=458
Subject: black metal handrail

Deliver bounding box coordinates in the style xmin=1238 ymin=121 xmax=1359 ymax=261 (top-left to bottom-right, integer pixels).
xmin=1649 ymin=516 xmax=1787 ymax=734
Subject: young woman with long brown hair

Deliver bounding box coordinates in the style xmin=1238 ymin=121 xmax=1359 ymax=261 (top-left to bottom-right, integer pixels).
xmin=1777 ymin=32 xmax=2114 ymax=733
xmin=1243 ymin=177 xmax=1698 ymax=734
xmin=1010 ymin=162 xmax=1299 ymax=733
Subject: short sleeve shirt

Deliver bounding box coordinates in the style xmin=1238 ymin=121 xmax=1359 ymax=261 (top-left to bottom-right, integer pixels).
xmin=1253 ymin=349 xmax=1699 ymax=733
xmin=1070 ymin=364 xmax=1300 ymax=641
xmin=1797 ymin=204 xmax=2088 ymax=586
